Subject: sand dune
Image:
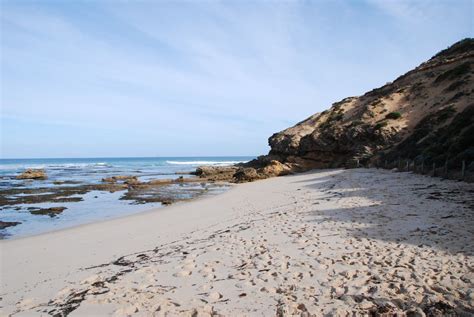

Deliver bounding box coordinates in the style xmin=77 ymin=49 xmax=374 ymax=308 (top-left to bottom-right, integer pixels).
xmin=1 ymin=169 xmax=473 ymax=316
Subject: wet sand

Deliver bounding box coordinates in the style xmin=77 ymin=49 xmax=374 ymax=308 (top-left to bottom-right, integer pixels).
xmin=1 ymin=168 xmax=473 ymax=316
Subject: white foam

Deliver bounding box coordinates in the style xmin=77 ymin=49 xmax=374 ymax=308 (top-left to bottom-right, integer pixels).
xmin=0 ymin=162 xmax=111 ymax=171
xmin=166 ymin=160 xmax=247 ymax=166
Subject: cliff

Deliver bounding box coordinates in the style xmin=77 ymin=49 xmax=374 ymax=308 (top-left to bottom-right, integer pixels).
xmin=258 ymin=38 xmax=474 ymax=172
xmin=197 ymin=39 xmax=474 ymax=182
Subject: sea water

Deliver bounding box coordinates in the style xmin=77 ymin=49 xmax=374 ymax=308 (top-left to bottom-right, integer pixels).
xmin=0 ymin=156 xmax=253 ymax=238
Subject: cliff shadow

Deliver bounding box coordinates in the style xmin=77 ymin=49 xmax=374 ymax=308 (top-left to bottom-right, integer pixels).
xmin=290 ymin=168 xmax=474 ymax=256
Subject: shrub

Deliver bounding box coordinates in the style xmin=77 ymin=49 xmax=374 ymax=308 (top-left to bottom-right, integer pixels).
xmin=350 ymin=120 xmax=363 ymax=127
xmin=374 ymin=121 xmax=388 ymax=130
xmin=434 ymin=62 xmax=471 ymax=84
xmin=435 ymin=106 xmax=456 ymax=123
xmin=385 ymin=112 xmax=402 ymax=120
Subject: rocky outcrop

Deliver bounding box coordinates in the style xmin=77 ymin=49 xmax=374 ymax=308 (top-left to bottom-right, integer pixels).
xmin=16 ymin=169 xmax=47 ymax=180
xmin=193 ymin=159 xmax=293 ymax=183
xmin=264 ymin=38 xmax=474 ymax=170
xmin=193 ymin=166 xmax=239 ymax=181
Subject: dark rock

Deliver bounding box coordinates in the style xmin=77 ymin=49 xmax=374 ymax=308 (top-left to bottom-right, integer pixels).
xmin=193 ymin=166 xmax=239 ymax=181
xmin=29 ymin=206 xmax=67 ymax=217
xmin=53 ymin=180 xmax=82 ymax=185
xmin=0 ymin=221 xmax=21 ymax=229
xmin=233 ymin=168 xmax=259 ymax=183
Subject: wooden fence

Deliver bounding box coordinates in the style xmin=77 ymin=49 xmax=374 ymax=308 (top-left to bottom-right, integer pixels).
xmin=352 ymin=158 xmax=472 ymax=182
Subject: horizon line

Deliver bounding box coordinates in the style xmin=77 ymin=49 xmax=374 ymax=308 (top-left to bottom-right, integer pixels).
xmin=0 ymin=155 xmax=259 ymax=160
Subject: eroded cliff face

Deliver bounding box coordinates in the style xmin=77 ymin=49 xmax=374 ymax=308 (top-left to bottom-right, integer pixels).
xmin=263 ymin=38 xmax=474 ymax=170
xmin=195 ymin=39 xmax=473 ymax=183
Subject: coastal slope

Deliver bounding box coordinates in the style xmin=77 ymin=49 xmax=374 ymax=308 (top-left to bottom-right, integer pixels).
xmin=266 ymin=39 xmax=474 ymax=169
xmin=201 ymin=39 xmax=472 ymax=183
xmin=1 ymin=169 xmax=473 ymax=316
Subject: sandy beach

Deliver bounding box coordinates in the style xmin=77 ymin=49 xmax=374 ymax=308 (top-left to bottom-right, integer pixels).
xmin=1 ymin=168 xmax=473 ymax=316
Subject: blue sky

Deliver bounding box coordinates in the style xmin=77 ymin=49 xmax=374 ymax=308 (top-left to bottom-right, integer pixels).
xmin=1 ymin=0 xmax=472 ymax=158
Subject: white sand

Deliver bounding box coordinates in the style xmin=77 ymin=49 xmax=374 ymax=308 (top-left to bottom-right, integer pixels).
xmin=1 ymin=169 xmax=473 ymax=316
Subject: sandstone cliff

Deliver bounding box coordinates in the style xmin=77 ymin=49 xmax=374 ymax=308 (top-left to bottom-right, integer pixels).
xmin=258 ymin=38 xmax=473 ymax=172
xmin=196 ymin=39 xmax=473 ymax=182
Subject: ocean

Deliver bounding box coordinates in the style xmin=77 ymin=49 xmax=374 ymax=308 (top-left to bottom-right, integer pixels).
xmin=0 ymin=156 xmax=253 ymax=239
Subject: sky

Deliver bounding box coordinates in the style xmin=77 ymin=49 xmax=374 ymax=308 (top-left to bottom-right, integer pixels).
xmin=1 ymin=0 xmax=472 ymax=158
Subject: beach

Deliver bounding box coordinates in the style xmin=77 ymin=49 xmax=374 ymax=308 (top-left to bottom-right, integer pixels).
xmin=1 ymin=168 xmax=473 ymax=316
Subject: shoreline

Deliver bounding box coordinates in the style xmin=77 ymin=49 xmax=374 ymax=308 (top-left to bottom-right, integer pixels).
xmin=1 ymin=181 xmax=235 ymax=241
xmin=2 ymin=168 xmax=473 ymax=316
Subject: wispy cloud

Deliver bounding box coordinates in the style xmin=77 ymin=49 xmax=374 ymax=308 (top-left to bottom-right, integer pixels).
xmin=1 ymin=0 xmax=471 ymax=157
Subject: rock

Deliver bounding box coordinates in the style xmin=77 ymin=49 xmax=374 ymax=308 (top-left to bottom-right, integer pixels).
xmin=101 ymin=177 xmax=117 ymax=183
xmin=53 ymin=180 xmax=81 ymax=185
xmin=93 ymin=183 xmax=128 ymax=192
xmin=102 ymin=175 xmax=139 ymax=184
xmin=406 ymin=307 xmax=426 ymax=317
xmin=175 ymin=171 xmax=192 ymax=175
xmin=16 ymin=169 xmax=47 ymax=180
xmin=209 ymin=292 xmax=222 ymax=301
xmin=193 ymin=166 xmax=238 ymax=181
xmin=147 ymin=179 xmax=174 ymax=185
xmin=421 ymin=301 xmax=456 ymax=317
xmin=259 ymin=160 xmax=292 ymax=177
xmin=124 ymin=177 xmax=140 ymax=185
xmin=0 ymin=221 xmax=21 ymax=229
xmin=233 ymin=167 xmax=259 ymax=183
xmin=29 ymin=206 xmax=67 ymax=217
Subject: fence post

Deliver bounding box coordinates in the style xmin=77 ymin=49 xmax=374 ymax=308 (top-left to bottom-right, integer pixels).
xmin=432 ymin=162 xmax=436 ymax=177
xmin=356 ymin=159 xmax=359 ymax=168
xmin=462 ymin=160 xmax=466 ymax=179
xmin=405 ymin=160 xmax=409 ymax=171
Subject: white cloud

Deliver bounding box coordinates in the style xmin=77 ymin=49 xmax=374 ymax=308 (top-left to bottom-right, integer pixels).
xmin=1 ymin=0 xmax=471 ymax=157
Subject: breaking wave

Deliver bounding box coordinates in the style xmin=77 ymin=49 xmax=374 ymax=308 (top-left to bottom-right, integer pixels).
xmin=165 ymin=160 xmax=247 ymax=166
